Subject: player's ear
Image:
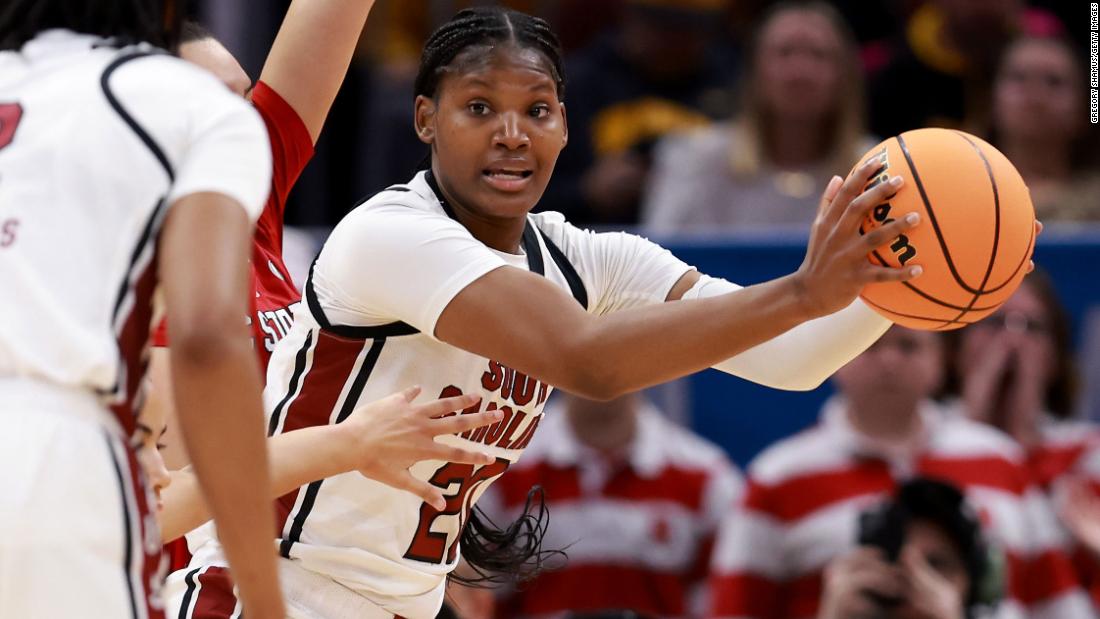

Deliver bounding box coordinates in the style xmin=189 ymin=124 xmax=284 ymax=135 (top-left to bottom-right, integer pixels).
xmin=560 ymin=101 xmax=569 ymax=150
xmin=414 ymin=95 xmax=436 ymax=145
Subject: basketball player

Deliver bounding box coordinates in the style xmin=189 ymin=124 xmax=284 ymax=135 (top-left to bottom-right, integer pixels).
xmin=144 ymin=0 xmax=382 ymax=474
xmin=170 ymin=8 xmax=928 ymax=619
xmin=0 ymin=1 xmax=282 ymax=617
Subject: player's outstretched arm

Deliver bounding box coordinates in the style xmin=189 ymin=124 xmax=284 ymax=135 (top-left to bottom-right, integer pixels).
xmin=434 ymin=161 xmax=921 ymax=400
xmin=259 ymin=0 xmax=378 ymax=143
xmin=158 ymin=389 xmax=503 ymax=542
xmin=159 ymin=193 xmax=284 ymax=618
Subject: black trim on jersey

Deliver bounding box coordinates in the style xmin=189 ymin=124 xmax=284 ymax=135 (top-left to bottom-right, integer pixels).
xmin=96 ymin=195 xmax=169 ymax=403
xmin=334 ymin=337 xmax=388 ymax=423
xmin=303 ymin=259 xmax=421 ymax=338
xmin=424 ymin=169 xmax=459 ymax=220
xmin=425 ymin=168 xmax=546 ymax=277
xmin=101 ymin=51 xmax=175 ymax=182
xmin=521 ymin=223 xmax=544 ymax=276
xmin=537 ymin=229 xmax=588 ymax=310
xmin=280 ymin=337 xmax=389 ymax=559
xmin=177 ymin=567 xmax=202 ymax=619
xmin=267 ymin=331 xmax=315 ymax=437
xmin=104 ymin=432 xmax=139 ymax=619
xmin=279 ymin=479 xmax=323 ymax=559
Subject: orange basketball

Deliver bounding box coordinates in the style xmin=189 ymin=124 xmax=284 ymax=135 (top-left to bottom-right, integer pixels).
xmin=854 ymin=128 xmax=1036 ymax=331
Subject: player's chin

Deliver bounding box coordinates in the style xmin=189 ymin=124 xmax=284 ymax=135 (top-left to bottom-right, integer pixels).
xmin=477 ymin=178 xmax=546 ymax=216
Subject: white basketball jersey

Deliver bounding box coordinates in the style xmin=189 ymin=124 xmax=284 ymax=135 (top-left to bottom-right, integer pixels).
xmin=0 ymin=30 xmax=271 ymax=433
xmin=187 ymin=170 xmax=694 ymax=618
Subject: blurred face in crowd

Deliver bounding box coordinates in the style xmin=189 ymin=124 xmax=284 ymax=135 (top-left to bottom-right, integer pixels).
xmin=834 ymin=327 xmax=944 ymax=410
xmin=994 ymin=38 xmax=1083 ymax=146
xmin=564 ymin=393 xmax=639 ymax=454
xmin=895 ymin=520 xmax=972 ymax=619
xmin=936 ymin=0 xmax=1022 ymax=37
xmin=958 ymin=281 xmax=1056 ymax=387
xmin=620 ymin=7 xmax=714 ymax=80
xmin=755 ymin=9 xmax=844 ymax=125
xmin=179 ymin=36 xmax=252 ymax=98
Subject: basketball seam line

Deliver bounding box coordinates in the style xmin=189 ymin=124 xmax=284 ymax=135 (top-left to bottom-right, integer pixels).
xmin=896 ymin=134 xmax=984 ymax=295
xmin=939 ymin=131 xmax=1002 ymax=328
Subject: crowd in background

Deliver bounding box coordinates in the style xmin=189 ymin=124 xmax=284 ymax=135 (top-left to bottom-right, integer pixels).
xmin=190 ymin=0 xmax=1100 ymax=617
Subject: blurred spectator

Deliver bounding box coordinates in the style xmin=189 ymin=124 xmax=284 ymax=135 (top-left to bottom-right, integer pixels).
xmin=868 ymin=0 xmax=1025 ymax=138
xmin=988 ymin=36 xmax=1100 ymax=223
xmin=539 ymin=0 xmax=738 ymax=227
xmin=818 ymin=478 xmax=996 ymax=619
xmin=642 ymin=1 xmax=873 ymax=234
xmin=708 ymin=326 xmax=1092 ymax=619
xmin=946 ymin=272 xmax=1100 ymax=610
xmin=946 ymin=272 xmax=1094 ymax=488
xmin=481 ymin=392 xmax=742 ymax=618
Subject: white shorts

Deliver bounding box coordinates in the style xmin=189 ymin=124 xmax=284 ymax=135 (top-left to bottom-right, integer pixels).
xmin=166 ymin=557 xmax=398 ymax=619
xmin=0 ymin=379 xmax=165 ymax=618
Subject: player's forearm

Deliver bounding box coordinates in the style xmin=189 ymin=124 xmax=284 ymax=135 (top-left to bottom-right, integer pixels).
xmin=688 ymin=278 xmax=892 ymax=390
xmin=160 ymin=424 xmax=356 ymax=542
xmin=560 ymin=275 xmax=815 ymax=399
xmin=170 ymin=338 xmax=283 ymax=616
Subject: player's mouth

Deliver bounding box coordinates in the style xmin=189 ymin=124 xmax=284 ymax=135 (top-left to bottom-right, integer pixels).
xmin=482 ymin=165 xmax=534 ymax=193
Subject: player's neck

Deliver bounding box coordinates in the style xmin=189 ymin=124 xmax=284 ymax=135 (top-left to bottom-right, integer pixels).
xmin=430 ymin=169 xmax=527 ymax=253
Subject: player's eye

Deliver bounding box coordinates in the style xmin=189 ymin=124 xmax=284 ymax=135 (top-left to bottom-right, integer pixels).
xmin=468 ymin=102 xmax=490 ymax=116
xmin=529 ymin=104 xmax=550 ymax=119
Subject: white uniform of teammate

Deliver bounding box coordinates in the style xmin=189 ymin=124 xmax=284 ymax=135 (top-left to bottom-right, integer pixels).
xmin=174 ymin=168 xmax=893 ymax=619
xmin=0 ymin=30 xmax=271 ymax=618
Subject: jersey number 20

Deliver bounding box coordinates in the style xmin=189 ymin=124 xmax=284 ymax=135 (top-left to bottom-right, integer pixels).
xmin=403 ymin=458 xmax=510 ymax=564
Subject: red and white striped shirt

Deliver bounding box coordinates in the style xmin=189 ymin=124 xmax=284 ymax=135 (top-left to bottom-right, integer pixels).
xmin=481 ymin=401 xmax=742 ymax=619
xmin=708 ymin=398 xmax=1093 ymax=619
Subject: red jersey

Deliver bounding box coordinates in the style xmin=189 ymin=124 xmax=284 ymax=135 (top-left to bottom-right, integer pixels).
xmin=158 ymin=80 xmax=313 ymax=571
xmin=152 ymin=80 xmax=313 ymax=373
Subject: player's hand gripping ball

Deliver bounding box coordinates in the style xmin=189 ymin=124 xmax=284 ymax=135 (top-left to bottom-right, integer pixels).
xmin=854 ymin=128 xmax=1036 ymax=330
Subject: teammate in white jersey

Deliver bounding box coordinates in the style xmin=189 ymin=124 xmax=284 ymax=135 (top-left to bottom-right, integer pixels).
xmin=173 ymin=7 xmax=928 ymax=619
xmin=0 ymin=1 xmax=283 ymax=617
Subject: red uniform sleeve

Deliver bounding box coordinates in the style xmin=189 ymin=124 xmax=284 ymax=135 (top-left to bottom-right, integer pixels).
xmin=249 ymin=80 xmax=315 ymax=259
xmin=151 ymin=317 xmax=169 ymax=347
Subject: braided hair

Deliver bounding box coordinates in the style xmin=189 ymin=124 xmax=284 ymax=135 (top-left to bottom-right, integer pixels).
xmin=0 ymin=0 xmax=183 ymax=51
xmin=414 ymin=7 xmax=566 ymax=102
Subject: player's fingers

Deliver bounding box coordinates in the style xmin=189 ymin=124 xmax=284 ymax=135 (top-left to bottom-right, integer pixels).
xmin=428 ymin=443 xmax=496 ymax=466
xmin=417 ymin=393 xmax=482 ymax=418
xmin=860 ymin=213 xmax=920 ymax=254
xmin=1027 ymin=259 xmax=1035 ymax=274
xmin=401 ymin=385 xmax=422 ymax=403
xmin=815 ymin=175 xmax=844 ymax=218
xmin=837 ymin=175 xmax=905 ymax=234
xmin=430 ymin=409 xmax=503 ymax=436
xmin=824 ymin=160 xmax=881 ymax=225
xmin=397 ymin=471 xmax=446 ymax=511
xmin=861 ymin=263 xmax=923 ymax=284
xmin=1035 ymin=220 xmax=1044 ymax=236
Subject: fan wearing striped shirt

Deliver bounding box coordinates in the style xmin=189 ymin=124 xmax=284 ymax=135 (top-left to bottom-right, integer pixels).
xmin=708 ymin=326 xmax=1094 ymax=619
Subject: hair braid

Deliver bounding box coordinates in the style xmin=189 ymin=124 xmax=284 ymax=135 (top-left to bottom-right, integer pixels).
xmin=414 ymin=7 xmax=565 ymax=101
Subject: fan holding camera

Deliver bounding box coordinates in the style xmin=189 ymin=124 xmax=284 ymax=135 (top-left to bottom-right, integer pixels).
xmin=818 ymin=478 xmax=1001 ymax=619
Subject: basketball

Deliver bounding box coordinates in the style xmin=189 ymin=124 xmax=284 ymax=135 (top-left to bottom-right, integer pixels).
xmin=855 ymin=128 xmax=1036 ymax=331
